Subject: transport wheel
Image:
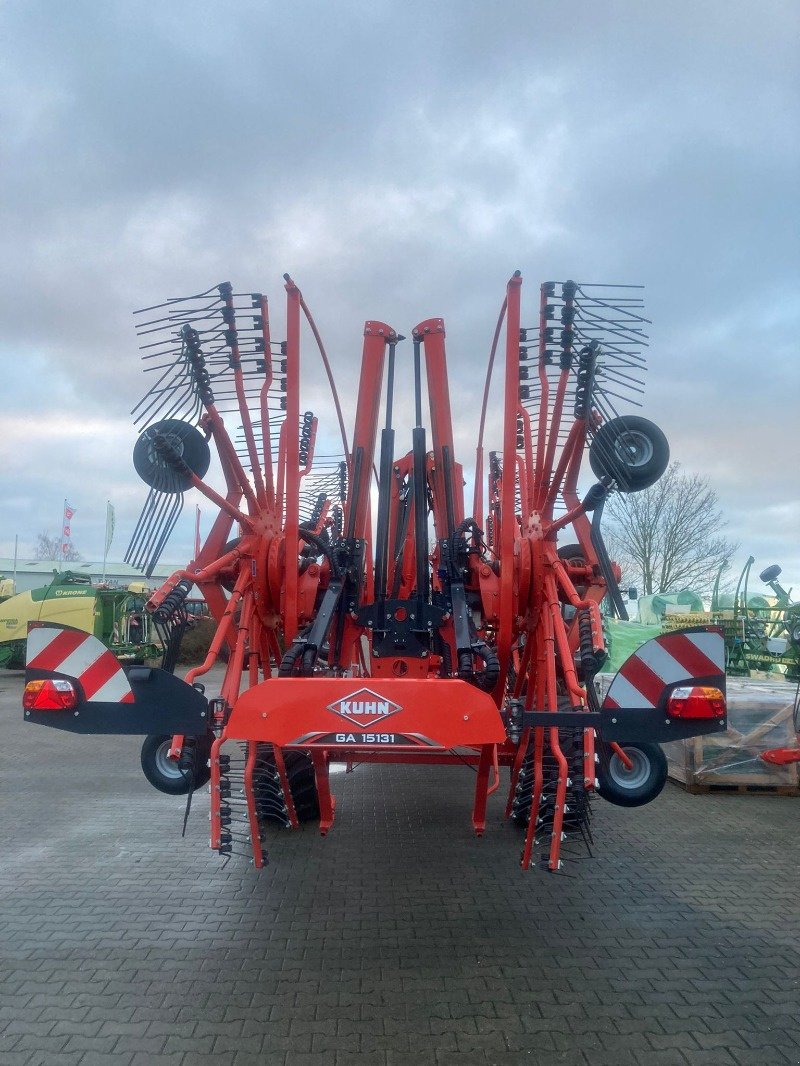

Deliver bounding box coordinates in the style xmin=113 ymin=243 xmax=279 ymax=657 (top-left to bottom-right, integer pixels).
xmin=597 ymin=741 xmax=667 ymax=807
xmin=589 ymin=416 xmax=669 ymax=492
xmin=759 ymin=564 xmax=781 ymax=583
xmin=140 ymin=733 xmax=212 ymax=795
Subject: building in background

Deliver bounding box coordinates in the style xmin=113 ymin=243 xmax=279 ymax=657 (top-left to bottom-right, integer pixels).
xmin=0 ymin=559 xmax=199 ymax=597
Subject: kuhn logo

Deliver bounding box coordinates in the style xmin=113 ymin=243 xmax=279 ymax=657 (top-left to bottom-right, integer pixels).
xmin=327 ymin=688 xmax=402 ymax=728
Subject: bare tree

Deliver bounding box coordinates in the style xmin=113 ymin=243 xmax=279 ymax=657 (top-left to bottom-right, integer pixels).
xmin=603 ymin=462 xmax=737 ymax=596
xmin=33 ymin=531 xmax=82 ymax=563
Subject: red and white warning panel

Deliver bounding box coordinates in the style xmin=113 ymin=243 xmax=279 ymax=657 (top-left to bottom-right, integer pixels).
xmin=603 ymin=627 xmax=725 ymax=711
xmin=228 ymin=678 xmax=507 ymax=749
xmin=26 ymin=624 xmax=134 ymax=703
xmin=24 ymin=622 xmax=210 ymax=736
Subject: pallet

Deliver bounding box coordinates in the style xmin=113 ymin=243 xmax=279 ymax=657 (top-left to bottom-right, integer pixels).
xmin=663 ymin=677 xmax=799 ymax=792
xmin=671 ymin=779 xmax=799 ymax=797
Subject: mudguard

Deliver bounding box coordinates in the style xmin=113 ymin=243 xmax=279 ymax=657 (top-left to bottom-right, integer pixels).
xmin=228 ymin=677 xmax=506 ymax=749
xmin=24 ymin=623 xmax=208 ymax=735
xmin=600 ymin=626 xmax=727 ymax=744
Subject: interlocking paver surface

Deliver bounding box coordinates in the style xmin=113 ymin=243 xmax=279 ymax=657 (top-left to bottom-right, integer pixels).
xmin=1 ymin=667 xmax=798 ymax=1065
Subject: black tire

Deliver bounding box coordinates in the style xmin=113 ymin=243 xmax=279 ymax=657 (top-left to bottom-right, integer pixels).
xmin=254 ymin=746 xmax=320 ymax=824
xmin=589 ymin=416 xmax=669 ymax=492
xmin=758 ymin=564 xmax=782 ymax=584
xmin=597 ymin=741 xmax=667 ymax=808
xmin=557 ymin=543 xmax=588 ymax=597
xmin=133 ymin=419 xmax=211 ymax=493
xmin=140 ymin=733 xmax=212 ymax=795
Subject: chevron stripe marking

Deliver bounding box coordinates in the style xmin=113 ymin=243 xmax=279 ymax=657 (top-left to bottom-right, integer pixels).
xmin=618 ymin=655 xmax=667 ymax=708
xmin=659 ymin=632 xmax=721 ymax=680
xmin=91 ymin=674 xmax=135 ymax=704
xmin=27 ymin=627 xmax=134 ymax=704
xmin=606 ymin=670 xmax=657 ymax=709
xmin=635 ymin=638 xmax=691 ymax=686
xmin=80 ymin=651 xmax=126 ymax=701
xmin=57 ymin=641 xmax=105 ymax=682
xmin=28 ymin=629 xmax=87 ymax=672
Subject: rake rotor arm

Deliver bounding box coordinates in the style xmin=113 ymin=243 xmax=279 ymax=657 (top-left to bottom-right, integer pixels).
xmin=474 ymin=296 xmax=507 ymax=523
xmin=300 ymin=294 xmax=350 ymax=460
xmin=219 ymin=283 xmax=267 ymax=506
xmin=494 ymin=271 xmax=523 ymax=705
xmin=256 ymin=293 xmax=275 ymax=507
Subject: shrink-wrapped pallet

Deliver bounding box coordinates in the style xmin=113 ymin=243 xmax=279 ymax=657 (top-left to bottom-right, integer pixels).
xmin=662 ymin=678 xmax=799 ymax=793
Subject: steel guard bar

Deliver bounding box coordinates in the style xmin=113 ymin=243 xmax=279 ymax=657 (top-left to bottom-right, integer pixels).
xmin=227 ymin=678 xmax=507 ymax=748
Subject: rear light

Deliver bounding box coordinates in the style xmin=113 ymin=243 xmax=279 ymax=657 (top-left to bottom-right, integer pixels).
xmin=23 ymin=678 xmax=79 ymax=711
xmin=667 ymin=685 xmax=725 ymax=719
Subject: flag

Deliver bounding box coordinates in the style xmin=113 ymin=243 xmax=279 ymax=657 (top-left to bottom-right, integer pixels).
xmin=62 ymin=500 xmax=76 ymax=559
xmin=105 ymin=502 xmax=115 ymax=555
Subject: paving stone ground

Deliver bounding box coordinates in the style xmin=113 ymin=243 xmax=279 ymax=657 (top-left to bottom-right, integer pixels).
xmin=1 ymin=666 xmax=799 ymax=1065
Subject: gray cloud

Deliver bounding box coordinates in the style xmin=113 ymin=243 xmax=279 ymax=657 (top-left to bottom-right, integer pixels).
xmin=1 ymin=0 xmax=797 ymax=591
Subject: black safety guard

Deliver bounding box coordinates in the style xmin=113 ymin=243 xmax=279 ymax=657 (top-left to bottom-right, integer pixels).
xmin=515 ymin=672 xmax=727 ymax=745
xmin=24 ymin=666 xmax=209 ymax=735
xmin=599 ymin=673 xmax=727 ymax=744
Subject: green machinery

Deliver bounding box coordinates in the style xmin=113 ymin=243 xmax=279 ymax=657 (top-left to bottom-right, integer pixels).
xmin=650 ymin=560 xmax=799 ymax=680
xmin=718 ymin=558 xmax=800 ymax=679
xmin=0 ymin=571 xmax=160 ymax=668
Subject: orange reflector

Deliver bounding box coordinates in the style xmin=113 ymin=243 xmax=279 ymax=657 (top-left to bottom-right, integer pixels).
xmin=23 ymin=678 xmax=79 ymax=711
xmin=668 ymin=685 xmax=725 ymax=719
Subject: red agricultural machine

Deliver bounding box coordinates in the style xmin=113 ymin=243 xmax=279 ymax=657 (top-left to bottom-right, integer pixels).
xmin=24 ymin=272 xmax=729 ymax=871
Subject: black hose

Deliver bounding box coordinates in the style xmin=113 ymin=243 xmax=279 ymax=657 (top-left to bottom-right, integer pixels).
xmin=278 ymin=641 xmax=306 ymax=677
xmin=153 ymin=578 xmax=192 ymax=624
xmin=298 ymin=527 xmax=341 ymax=580
xmin=459 ymin=640 xmax=500 ymax=692
xmin=578 ymin=610 xmax=607 ymax=678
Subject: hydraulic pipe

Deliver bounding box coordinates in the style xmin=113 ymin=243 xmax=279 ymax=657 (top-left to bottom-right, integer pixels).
xmin=373 ymin=342 xmax=397 ymax=603
xmin=412 ymin=338 xmax=430 ymax=609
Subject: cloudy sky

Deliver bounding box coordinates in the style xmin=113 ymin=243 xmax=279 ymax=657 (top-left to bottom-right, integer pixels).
xmin=1 ymin=0 xmax=798 ymax=596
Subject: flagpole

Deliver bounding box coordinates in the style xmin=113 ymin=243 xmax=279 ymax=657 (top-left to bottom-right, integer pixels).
xmin=102 ymin=501 xmax=115 ymax=585
xmin=59 ymin=498 xmax=66 ymax=571
xmin=102 ymin=502 xmax=109 ymax=583
xmin=12 ymin=533 xmax=18 ymax=593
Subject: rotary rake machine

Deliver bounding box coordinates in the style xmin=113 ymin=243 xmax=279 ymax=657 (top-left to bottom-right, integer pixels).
xmin=24 ymin=271 xmax=729 ymax=872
